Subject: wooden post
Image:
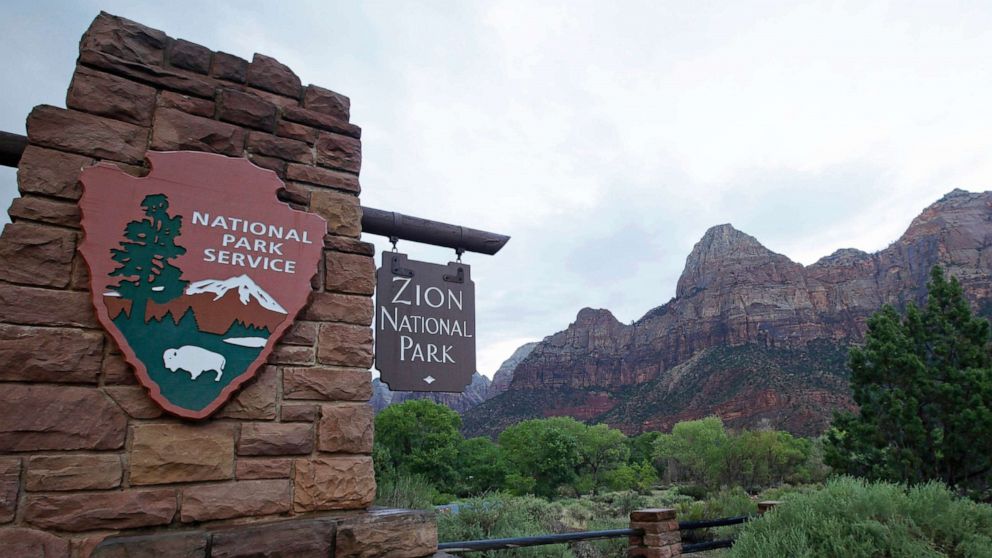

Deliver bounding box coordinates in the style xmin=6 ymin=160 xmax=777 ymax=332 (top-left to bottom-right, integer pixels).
xmin=757 ymin=500 xmax=783 ymax=515
xmin=629 ymin=508 xmax=682 ymax=557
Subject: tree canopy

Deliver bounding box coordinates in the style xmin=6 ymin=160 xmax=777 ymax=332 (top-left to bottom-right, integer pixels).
xmin=825 ymin=266 xmax=992 ymax=494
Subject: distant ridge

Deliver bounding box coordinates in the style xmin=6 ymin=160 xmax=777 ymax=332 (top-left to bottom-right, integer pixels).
xmin=462 ymin=189 xmax=992 ymax=437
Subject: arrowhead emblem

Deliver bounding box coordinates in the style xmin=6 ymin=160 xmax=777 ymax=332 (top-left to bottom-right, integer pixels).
xmin=78 ymin=152 xmax=326 ymax=419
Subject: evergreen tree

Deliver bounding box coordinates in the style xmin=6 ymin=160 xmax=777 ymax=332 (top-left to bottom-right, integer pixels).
xmin=109 ymin=194 xmax=187 ymax=322
xmin=825 ymin=266 xmax=992 ymax=494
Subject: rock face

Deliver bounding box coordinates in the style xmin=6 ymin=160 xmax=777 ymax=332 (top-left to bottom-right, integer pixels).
xmin=464 ymin=190 xmax=992 ymax=436
xmin=487 ymin=342 xmax=538 ymax=399
xmin=371 ymin=372 xmax=492 ymax=414
xmin=370 ymin=343 xmax=540 ymax=415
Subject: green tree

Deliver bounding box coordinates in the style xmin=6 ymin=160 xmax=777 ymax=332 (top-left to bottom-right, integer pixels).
xmin=499 ymin=417 xmax=582 ymax=497
xmin=454 ymin=437 xmax=509 ymax=496
xmin=825 ymin=266 xmax=992 ymax=494
xmin=374 ymin=399 xmax=462 ymax=488
xmin=653 ymin=416 xmax=730 ymax=488
xmin=109 ymin=194 xmax=187 ymax=322
xmin=576 ymin=423 xmax=630 ymax=494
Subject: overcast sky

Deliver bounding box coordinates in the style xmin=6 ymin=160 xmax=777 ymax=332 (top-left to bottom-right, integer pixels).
xmin=2 ymin=1 xmax=991 ymax=377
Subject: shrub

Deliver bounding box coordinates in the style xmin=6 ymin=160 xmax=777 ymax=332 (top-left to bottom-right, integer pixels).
xmin=374 ymin=472 xmax=437 ymax=510
xmin=437 ymin=493 xmax=569 ymax=558
xmin=730 ymin=477 xmax=992 ymax=557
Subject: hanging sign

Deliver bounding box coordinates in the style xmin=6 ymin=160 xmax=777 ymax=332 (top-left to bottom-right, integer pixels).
xmin=375 ymin=252 xmax=476 ymax=392
xmin=78 ymin=151 xmax=326 ymax=419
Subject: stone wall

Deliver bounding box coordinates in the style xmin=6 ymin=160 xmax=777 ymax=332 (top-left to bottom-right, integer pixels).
xmin=0 ymin=12 xmax=435 ymax=557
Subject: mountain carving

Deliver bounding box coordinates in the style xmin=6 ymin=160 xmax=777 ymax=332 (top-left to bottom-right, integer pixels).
xmin=462 ymin=189 xmax=992 ymax=437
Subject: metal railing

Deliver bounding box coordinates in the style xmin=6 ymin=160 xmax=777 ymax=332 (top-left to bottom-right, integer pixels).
xmin=437 ymin=513 xmax=757 ymax=554
xmin=438 ymin=528 xmax=640 ymax=553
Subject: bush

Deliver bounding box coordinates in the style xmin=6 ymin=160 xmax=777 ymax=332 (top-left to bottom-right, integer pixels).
xmin=730 ymin=477 xmax=992 ymax=557
xmin=437 ymin=493 xmax=569 ymax=558
xmin=375 ymin=472 xmax=437 ymax=510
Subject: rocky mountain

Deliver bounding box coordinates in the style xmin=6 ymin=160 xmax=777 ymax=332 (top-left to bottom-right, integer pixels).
xmin=371 ymin=372 xmax=492 ymax=414
xmin=487 ymin=342 xmax=538 ymax=399
xmin=462 ymin=189 xmax=992 ymax=437
xmin=371 ymin=342 xmax=540 ymax=415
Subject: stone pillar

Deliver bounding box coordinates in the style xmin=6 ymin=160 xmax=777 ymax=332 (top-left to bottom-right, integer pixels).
xmin=628 ymin=508 xmax=682 ymax=558
xmin=757 ymin=500 xmax=782 ymax=515
xmin=0 ymin=11 xmax=436 ymax=557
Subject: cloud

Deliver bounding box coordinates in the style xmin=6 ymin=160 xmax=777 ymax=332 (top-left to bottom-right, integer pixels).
xmin=2 ymin=1 xmax=992 ymax=377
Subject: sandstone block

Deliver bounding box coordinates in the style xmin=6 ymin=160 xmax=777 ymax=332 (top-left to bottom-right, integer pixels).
xmin=129 ymin=422 xmax=235 ymax=485
xmin=247 ymin=131 xmax=312 ymax=163
xmin=283 ymin=367 xmax=373 ymax=401
xmin=218 ymin=88 xmax=277 ymax=131
xmin=237 ymin=422 xmax=313 ymax=456
xmin=303 ymin=85 xmax=350 ymax=121
xmin=325 ymin=251 xmax=375 ymax=295
xmin=179 ymin=479 xmax=291 ymax=522
xmin=24 ymin=489 xmax=176 ymax=531
xmin=78 ymin=47 xmax=217 ymax=98
xmin=80 ymin=12 xmax=167 ymax=67
xmin=0 ymin=458 xmax=20 ymax=523
xmin=0 ymin=324 xmax=104 ymax=383
xmin=282 ymin=320 xmax=318 ymax=345
xmin=248 ymin=153 xmax=287 ymax=177
xmin=91 ymin=531 xmax=208 ymax=558
xmin=0 ymin=284 xmax=98 ymax=328
xmin=267 ymin=344 xmax=315 ymax=366
xmin=16 ymin=146 xmax=92 ymax=200
xmin=25 ymin=454 xmax=122 ymax=491
xmin=0 ymin=528 xmax=70 ymax=558
xmin=315 ymin=132 xmax=362 ymax=174
xmin=316 ymin=323 xmax=373 ymax=367
xmin=282 ymin=105 xmax=361 ymax=138
xmin=246 ymin=53 xmax=302 ymax=98
xmin=0 ymin=385 xmax=126 ymax=451
xmin=7 ymin=196 xmax=82 ymax=228
xmin=278 ymin=181 xmax=311 ymax=207
xmin=281 ymin=404 xmax=319 ymax=422
xmin=101 ymin=350 xmax=136 ymax=384
xmin=158 ymin=90 xmax=215 ymax=117
xmin=211 ymin=518 xmax=335 ymax=558
xmin=104 ymin=385 xmax=162 ymax=418
xmin=27 ymin=105 xmax=147 ymax=164
xmin=336 ymin=509 xmax=437 ymax=558
xmin=67 ymin=65 xmax=157 ymax=126
xmin=169 ymin=39 xmax=212 ymax=74
xmin=310 ymin=188 xmax=362 ymax=238
xmin=235 ymin=458 xmax=293 ymax=480
xmin=215 ymin=365 xmax=277 ymax=420
xmin=324 ymin=235 xmax=376 ymax=256
xmin=318 ymin=403 xmax=374 ymax=454
xmin=70 ymin=251 xmax=91 ymax=290
xmin=630 ymin=508 xmax=678 ymax=522
xmin=211 ymin=51 xmax=248 ymax=82
xmin=276 ymin=119 xmax=319 ymax=144
xmin=151 ymin=108 xmax=245 ymax=156
xmin=286 ymin=163 xmax=360 ymax=192
xmin=302 ymin=291 xmax=372 ymax=325
xmin=293 ymin=456 xmax=375 ymax=512
xmin=0 ymin=222 xmax=77 ymax=288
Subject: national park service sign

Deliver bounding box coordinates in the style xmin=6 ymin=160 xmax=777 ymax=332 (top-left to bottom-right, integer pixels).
xmin=79 ymin=151 xmax=326 ymax=419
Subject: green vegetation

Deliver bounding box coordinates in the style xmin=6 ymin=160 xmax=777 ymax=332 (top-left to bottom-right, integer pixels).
xmin=653 ymin=416 xmax=823 ymax=492
xmin=376 ymin=267 xmax=992 ymax=555
xmin=374 ymin=400 xmax=819 ymax=513
xmin=730 ymin=477 xmax=992 ymax=557
xmin=826 ymin=267 xmax=992 ymax=496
